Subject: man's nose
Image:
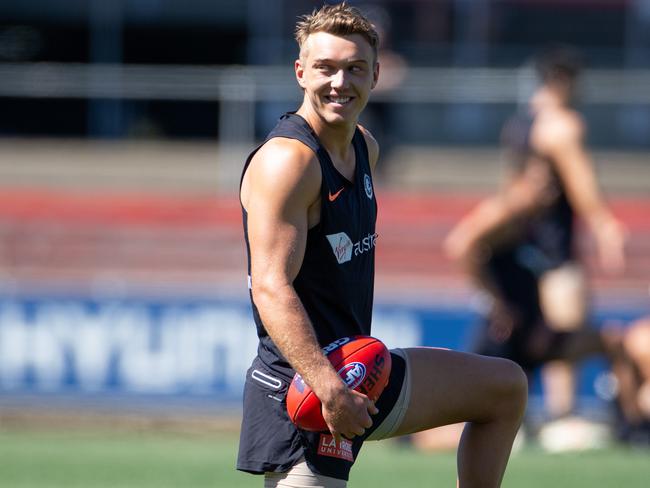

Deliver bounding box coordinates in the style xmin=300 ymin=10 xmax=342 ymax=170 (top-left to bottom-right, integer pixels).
xmin=330 ymin=69 xmax=348 ymax=88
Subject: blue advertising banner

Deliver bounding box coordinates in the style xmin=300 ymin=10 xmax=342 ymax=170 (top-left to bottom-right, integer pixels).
xmin=0 ymin=295 xmax=646 ymax=410
xmin=0 ymin=296 xmax=422 ymax=403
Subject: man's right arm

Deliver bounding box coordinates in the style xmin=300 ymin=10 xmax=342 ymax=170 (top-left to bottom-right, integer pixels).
xmin=532 ymin=110 xmax=626 ymax=272
xmin=241 ymin=138 xmax=376 ymax=440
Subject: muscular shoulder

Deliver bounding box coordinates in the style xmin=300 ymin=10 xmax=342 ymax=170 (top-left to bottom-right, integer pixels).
xmin=241 ymin=137 xmax=321 ymax=211
xmin=357 ymin=125 xmax=380 ymax=171
xmin=532 ymin=108 xmax=586 ymax=155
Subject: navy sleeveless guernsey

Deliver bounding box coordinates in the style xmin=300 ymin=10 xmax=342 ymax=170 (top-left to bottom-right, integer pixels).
xmin=502 ymin=111 xmax=575 ymax=271
xmin=242 ymin=112 xmax=377 ymax=377
xmin=237 ymin=113 xmax=401 ymax=481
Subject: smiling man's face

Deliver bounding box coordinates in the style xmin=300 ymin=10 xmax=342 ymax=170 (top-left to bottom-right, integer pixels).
xmin=296 ymin=31 xmax=379 ymax=128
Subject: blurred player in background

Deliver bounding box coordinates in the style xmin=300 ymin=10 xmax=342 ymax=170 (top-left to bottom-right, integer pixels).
xmin=440 ymin=45 xmax=650 ymax=448
xmin=237 ymin=3 xmax=527 ymax=487
xmin=616 ymin=314 xmax=650 ymax=444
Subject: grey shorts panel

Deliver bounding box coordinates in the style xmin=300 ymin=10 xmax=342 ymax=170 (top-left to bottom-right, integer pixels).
xmin=365 ymin=348 xmax=411 ymax=441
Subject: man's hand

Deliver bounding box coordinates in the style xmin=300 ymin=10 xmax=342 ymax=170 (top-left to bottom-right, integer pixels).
xmin=321 ymin=386 xmax=379 ymax=441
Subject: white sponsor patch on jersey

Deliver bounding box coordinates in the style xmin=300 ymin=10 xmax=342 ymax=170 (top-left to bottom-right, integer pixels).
xmin=326 ymin=232 xmax=354 ymax=264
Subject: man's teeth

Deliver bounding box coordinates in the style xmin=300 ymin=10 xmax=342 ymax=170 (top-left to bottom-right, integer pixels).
xmin=328 ymin=96 xmax=350 ymax=103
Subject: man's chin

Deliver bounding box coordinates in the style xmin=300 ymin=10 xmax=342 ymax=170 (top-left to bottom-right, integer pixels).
xmin=321 ymin=108 xmax=357 ymax=126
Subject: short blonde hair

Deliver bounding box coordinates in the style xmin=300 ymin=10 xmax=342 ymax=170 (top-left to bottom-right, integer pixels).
xmin=295 ymin=2 xmax=379 ymax=62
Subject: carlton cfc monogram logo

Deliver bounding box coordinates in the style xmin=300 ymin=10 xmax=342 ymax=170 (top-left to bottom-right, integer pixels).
xmin=364 ymin=174 xmax=373 ymax=199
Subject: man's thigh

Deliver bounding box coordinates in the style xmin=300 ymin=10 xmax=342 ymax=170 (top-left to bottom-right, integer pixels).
xmin=388 ymin=347 xmax=526 ymax=437
xmin=539 ymin=263 xmax=587 ymax=331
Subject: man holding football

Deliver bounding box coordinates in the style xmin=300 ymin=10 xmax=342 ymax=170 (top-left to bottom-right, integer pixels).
xmin=237 ymin=3 xmax=527 ymax=487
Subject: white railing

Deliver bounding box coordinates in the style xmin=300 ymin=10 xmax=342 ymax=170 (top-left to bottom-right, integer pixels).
xmin=4 ymin=62 xmax=650 ymax=103
xmin=2 ymin=62 xmax=650 ymax=142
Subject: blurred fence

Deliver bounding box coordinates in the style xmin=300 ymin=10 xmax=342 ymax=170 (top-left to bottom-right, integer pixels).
xmin=6 ymin=63 xmax=650 ymax=103
xmin=2 ymin=62 xmax=650 ymax=144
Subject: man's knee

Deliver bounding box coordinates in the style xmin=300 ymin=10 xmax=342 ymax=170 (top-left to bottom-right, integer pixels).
xmin=490 ymin=358 xmax=528 ymax=418
xmin=624 ymin=319 xmax=650 ymax=365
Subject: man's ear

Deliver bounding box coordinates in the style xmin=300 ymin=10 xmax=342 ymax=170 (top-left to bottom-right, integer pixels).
xmin=371 ymin=61 xmax=380 ymax=89
xmin=295 ymin=58 xmax=306 ymax=89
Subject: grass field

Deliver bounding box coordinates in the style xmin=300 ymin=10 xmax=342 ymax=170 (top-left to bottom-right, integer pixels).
xmin=1 ymin=429 xmax=649 ymax=488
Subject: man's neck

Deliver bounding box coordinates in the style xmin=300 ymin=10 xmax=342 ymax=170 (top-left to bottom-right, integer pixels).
xmin=297 ymin=106 xmax=356 ymax=161
xmin=530 ymin=85 xmax=568 ymax=114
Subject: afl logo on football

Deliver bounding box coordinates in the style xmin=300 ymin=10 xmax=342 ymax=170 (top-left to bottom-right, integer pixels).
xmin=338 ymin=362 xmax=367 ymax=389
xmin=364 ymin=174 xmax=373 ymax=200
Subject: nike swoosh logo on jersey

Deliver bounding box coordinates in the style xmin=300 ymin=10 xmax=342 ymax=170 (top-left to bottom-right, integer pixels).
xmin=328 ymin=187 xmax=344 ymax=202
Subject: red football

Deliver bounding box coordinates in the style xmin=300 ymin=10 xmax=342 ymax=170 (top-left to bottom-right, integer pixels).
xmin=286 ymin=335 xmax=392 ymax=431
